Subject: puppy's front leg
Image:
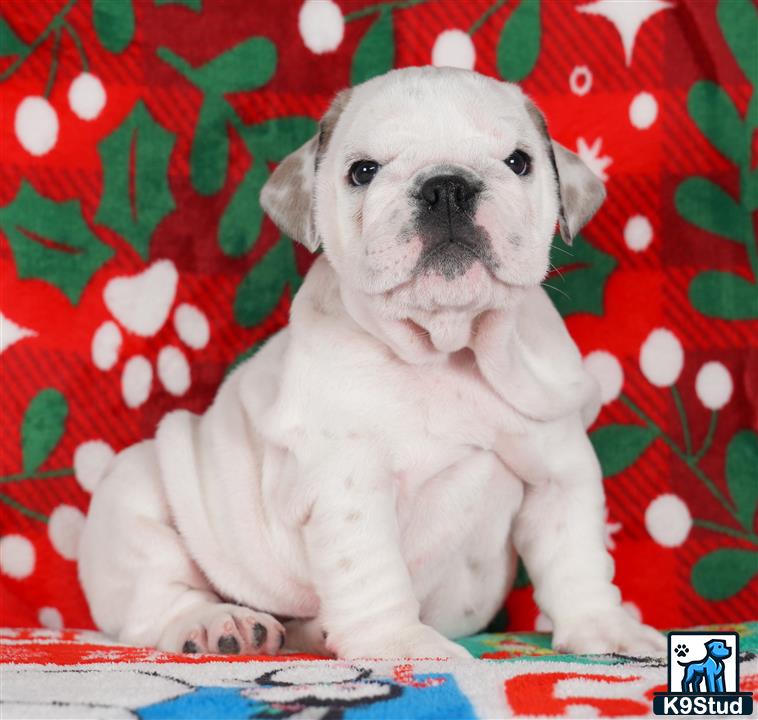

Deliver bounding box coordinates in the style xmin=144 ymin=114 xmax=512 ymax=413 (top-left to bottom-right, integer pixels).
xmin=513 ymin=417 xmax=665 ymax=655
xmin=302 ymin=453 xmax=471 ymax=660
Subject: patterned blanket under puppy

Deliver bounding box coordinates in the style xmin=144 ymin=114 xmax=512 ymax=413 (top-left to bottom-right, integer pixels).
xmin=2 ymin=624 xmax=756 ymax=719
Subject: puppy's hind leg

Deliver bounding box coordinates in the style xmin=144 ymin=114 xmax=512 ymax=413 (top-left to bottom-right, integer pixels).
xmin=78 ymin=442 xmax=285 ymax=656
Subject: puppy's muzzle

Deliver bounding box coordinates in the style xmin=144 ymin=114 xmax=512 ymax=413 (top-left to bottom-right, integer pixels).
xmin=413 ymin=173 xmax=495 ymax=280
xmin=420 ymin=174 xmax=480 ymax=215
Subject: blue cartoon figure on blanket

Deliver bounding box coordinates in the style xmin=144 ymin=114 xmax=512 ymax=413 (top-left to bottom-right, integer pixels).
xmin=138 ymin=664 xmax=475 ymax=719
xmin=679 ymin=639 xmax=731 ymax=693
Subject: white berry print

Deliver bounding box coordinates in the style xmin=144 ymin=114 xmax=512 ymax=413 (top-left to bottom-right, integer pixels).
xmin=48 ymin=505 xmax=86 ymax=561
xmin=432 ymin=30 xmax=476 ymax=70
xmin=639 ymin=328 xmax=683 ymax=388
xmin=645 ymin=494 xmax=691 ymax=548
xmin=629 ymin=91 xmax=658 ymax=129
xmin=695 ymin=361 xmax=733 ymax=411
xmin=15 ymin=97 xmax=59 ymax=156
xmin=68 ymin=72 xmax=107 ymax=121
xmin=7 ymin=2 xmax=105 ymax=155
xmin=624 ymin=215 xmax=653 ymax=252
xmin=0 ymin=535 xmax=36 ymax=579
xmin=73 ymin=440 xmax=115 ymax=493
xmin=583 ymin=350 xmax=624 ymax=404
xmin=299 ymin=0 xmax=344 ymax=54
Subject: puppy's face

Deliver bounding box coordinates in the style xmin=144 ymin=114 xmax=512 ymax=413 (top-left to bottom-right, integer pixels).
xmin=262 ymin=67 xmax=604 ymax=316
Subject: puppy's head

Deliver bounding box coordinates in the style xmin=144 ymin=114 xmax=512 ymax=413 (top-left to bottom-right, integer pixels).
xmin=262 ymin=67 xmax=604 ymax=314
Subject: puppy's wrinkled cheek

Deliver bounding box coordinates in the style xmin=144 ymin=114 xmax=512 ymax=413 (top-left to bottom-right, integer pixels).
xmin=362 ymin=232 xmax=422 ymax=290
xmin=474 ymin=199 xmax=549 ymax=286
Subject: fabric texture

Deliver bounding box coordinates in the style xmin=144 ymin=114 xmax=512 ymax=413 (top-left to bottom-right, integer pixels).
xmin=2 ymin=623 xmax=757 ymax=719
xmin=0 ymin=0 xmax=757 ymax=635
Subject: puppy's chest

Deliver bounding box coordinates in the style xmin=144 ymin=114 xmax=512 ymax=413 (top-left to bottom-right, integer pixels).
xmin=405 ymin=354 xmax=519 ymax=450
xmin=387 ymin=357 xmax=541 ymax=497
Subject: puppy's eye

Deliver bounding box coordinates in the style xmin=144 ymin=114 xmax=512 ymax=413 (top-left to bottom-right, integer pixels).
xmin=505 ymin=150 xmax=531 ymax=177
xmin=349 ymin=160 xmax=380 ymax=186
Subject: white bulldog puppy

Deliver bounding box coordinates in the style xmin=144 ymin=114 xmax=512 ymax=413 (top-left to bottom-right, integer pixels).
xmin=79 ymin=67 xmax=665 ymax=660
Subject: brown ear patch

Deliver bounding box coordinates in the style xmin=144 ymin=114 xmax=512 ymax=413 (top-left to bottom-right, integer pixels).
xmin=551 ymin=142 xmax=606 ymax=243
xmin=260 ymin=88 xmax=353 ymax=251
xmin=524 ymin=97 xmax=605 ymax=245
xmin=261 ymin=138 xmax=318 ymax=246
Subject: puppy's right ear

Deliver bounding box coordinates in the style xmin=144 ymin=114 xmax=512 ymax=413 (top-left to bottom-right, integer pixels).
xmin=260 ymin=89 xmax=351 ymax=252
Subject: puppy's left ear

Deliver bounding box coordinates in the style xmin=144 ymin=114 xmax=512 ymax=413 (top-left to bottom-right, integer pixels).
xmin=525 ymin=100 xmax=606 ymax=245
xmin=260 ymin=89 xmax=352 ymax=252
xmin=551 ymin=142 xmax=606 ymax=245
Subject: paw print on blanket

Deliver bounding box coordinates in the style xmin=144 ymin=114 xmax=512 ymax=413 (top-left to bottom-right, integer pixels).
xmin=675 ymin=644 xmax=689 ymax=658
xmin=91 ymin=260 xmax=210 ymax=408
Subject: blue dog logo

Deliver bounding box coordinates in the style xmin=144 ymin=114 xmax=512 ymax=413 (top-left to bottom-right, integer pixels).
xmin=678 ymin=639 xmax=731 ymax=694
xmin=653 ymin=631 xmax=753 ymax=715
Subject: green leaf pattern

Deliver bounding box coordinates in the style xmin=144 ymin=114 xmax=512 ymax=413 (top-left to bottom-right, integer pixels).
xmin=351 ymin=10 xmax=395 ymax=86
xmin=677 ymin=0 xmax=758 ymax=320
xmin=92 ymin=0 xmax=134 ymax=54
xmin=96 ymin=101 xmax=177 ymax=259
xmin=154 ymin=0 xmax=202 ymax=10
xmin=689 ymin=271 xmax=758 ymax=320
xmin=546 ymin=234 xmax=617 ymax=316
xmin=155 ymin=40 xmax=314 ymax=327
xmin=497 ymin=0 xmax=540 ymax=82
xmin=726 ymin=432 xmax=758 ymax=532
xmin=0 ymin=181 xmax=114 ymax=304
xmin=692 ymin=549 xmax=758 ymax=601
xmin=0 ymin=14 xmax=28 ymax=57
xmin=22 ymin=390 xmax=68 ymax=475
xmin=190 ymin=96 xmax=231 ymax=197
xmin=688 ymin=81 xmax=747 ymax=165
xmin=193 ymin=37 xmax=276 ymax=94
xmin=675 ymin=178 xmax=751 ymax=244
xmin=220 ymin=117 xmax=318 ymax=258
xmin=234 ymin=236 xmax=301 ymax=328
xmin=591 ymin=425 xmax=657 ymax=478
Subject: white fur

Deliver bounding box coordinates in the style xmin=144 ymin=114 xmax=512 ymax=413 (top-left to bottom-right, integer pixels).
xmin=79 ymin=68 xmax=664 ymax=659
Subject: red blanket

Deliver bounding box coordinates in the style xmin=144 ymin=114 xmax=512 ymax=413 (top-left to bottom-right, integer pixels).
xmin=0 ymin=0 xmax=756 ymax=634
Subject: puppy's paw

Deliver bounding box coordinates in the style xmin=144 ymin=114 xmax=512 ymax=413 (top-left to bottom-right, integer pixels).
xmin=161 ymin=603 xmax=286 ymax=656
xmin=284 ymin=618 xmax=333 ymax=656
xmin=553 ymin=606 xmax=665 ymax=657
xmin=339 ymin=624 xmax=472 ymax=660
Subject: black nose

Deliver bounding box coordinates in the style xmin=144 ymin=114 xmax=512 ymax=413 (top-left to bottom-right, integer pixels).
xmin=420 ymin=174 xmax=478 ymax=212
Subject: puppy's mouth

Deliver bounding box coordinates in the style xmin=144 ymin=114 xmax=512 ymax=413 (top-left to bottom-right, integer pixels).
xmin=415 ymin=235 xmax=495 ymax=280
xmin=413 ymin=226 xmax=498 ymax=281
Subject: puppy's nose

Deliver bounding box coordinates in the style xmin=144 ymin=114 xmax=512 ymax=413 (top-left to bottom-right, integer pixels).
xmin=420 ymin=175 xmax=478 ymax=213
